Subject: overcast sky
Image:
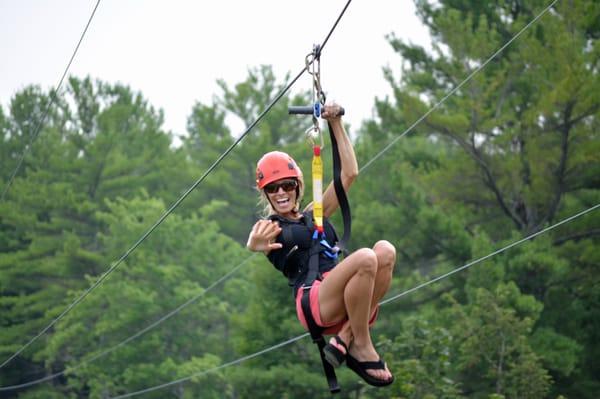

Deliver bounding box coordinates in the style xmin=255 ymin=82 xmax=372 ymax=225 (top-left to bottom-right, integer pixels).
xmin=0 ymin=1 xmax=431 ymax=137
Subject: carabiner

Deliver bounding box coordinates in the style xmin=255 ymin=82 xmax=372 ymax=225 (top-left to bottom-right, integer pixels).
xmin=305 ymin=125 xmax=324 ymax=149
xmin=306 ymin=125 xmax=320 ymax=143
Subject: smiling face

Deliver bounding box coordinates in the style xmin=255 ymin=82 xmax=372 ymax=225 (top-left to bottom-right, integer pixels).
xmin=264 ymin=178 xmax=300 ymax=218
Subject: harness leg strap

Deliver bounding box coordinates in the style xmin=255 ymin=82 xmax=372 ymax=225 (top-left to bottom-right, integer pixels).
xmin=301 ymin=288 xmax=341 ymax=394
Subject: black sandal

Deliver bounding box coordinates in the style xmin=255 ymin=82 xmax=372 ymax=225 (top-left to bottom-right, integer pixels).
xmin=346 ymin=353 xmax=394 ymax=387
xmin=322 ymin=336 xmax=348 ymax=368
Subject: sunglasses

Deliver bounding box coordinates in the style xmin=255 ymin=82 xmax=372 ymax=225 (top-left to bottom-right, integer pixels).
xmin=264 ymin=179 xmax=298 ymax=194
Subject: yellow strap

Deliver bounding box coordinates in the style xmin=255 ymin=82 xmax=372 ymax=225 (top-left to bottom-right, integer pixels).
xmin=312 ymin=145 xmax=324 ymax=232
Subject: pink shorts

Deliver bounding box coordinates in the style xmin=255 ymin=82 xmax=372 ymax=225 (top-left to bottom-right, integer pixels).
xmin=295 ymin=272 xmax=379 ymax=335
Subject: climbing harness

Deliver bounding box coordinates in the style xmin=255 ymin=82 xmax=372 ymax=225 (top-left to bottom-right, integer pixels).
xmin=288 ymin=44 xmax=352 ymax=394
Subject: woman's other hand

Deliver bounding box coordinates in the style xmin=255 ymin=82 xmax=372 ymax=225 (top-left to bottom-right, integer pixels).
xmin=246 ymin=219 xmax=283 ymax=254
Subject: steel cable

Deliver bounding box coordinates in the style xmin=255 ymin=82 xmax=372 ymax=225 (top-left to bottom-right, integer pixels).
xmin=1 ymin=0 xmax=102 ymax=201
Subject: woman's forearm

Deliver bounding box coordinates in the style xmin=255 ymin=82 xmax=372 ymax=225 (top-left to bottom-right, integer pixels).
xmin=329 ymin=119 xmax=358 ymax=188
xmin=319 ymin=114 xmax=358 ymax=217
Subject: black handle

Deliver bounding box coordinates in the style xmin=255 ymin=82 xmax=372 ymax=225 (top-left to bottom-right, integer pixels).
xmin=288 ymin=105 xmax=345 ymax=116
xmin=288 ymin=106 xmax=313 ymax=115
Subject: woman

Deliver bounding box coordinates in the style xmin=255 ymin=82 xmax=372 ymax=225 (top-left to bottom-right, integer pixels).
xmin=246 ymin=103 xmax=395 ymax=386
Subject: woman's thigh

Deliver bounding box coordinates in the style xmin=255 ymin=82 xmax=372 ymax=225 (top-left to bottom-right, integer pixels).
xmin=317 ymin=248 xmax=377 ymax=324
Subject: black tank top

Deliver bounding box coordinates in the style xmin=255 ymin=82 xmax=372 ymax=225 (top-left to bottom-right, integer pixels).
xmin=266 ymin=212 xmax=339 ymax=297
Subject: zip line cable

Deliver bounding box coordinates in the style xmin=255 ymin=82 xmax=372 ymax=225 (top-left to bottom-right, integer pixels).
xmin=319 ymin=0 xmax=352 ymax=53
xmin=0 ymin=0 xmax=560 ymax=385
xmin=360 ymin=0 xmax=560 ymax=173
xmin=109 ymin=203 xmax=600 ymax=398
xmin=0 ymin=0 xmax=353 ymax=371
xmin=112 ymin=333 xmax=311 ymax=399
xmin=0 ymin=0 xmax=102 ymax=202
xmin=379 ymin=205 xmax=600 ymax=305
xmin=0 ymin=255 xmax=257 ymax=392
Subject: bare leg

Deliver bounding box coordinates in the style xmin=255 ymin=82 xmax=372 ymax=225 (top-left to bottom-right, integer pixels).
xmin=329 ymin=240 xmax=396 ymax=350
xmin=318 ymin=248 xmax=391 ymax=381
xmin=332 ymin=320 xmax=352 ymax=354
xmin=318 ymin=248 xmax=377 ymax=338
xmin=353 ymin=240 xmax=396 ymax=378
xmin=371 ymin=240 xmax=396 ymax=309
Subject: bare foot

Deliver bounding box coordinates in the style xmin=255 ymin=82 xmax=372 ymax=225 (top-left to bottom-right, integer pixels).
xmin=348 ymin=343 xmax=392 ymax=381
xmin=328 ymin=336 xmax=347 ymax=355
xmin=329 ymin=321 xmax=353 ymax=354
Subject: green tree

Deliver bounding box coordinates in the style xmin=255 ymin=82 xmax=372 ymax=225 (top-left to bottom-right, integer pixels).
xmin=352 ymin=0 xmax=599 ymax=397
xmin=0 ymin=77 xmax=186 ymax=392
xmin=384 ymin=0 xmax=599 ymax=237
xmin=38 ymin=196 xmax=246 ymax=398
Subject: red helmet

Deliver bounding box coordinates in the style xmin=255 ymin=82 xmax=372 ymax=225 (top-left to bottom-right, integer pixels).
xmin=256 ymin=151 xmax=302 ymax=189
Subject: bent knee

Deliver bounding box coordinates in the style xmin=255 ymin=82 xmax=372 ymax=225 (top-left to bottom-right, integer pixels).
xmin=354 ymin=248 xmax=378 ymax=276
xmin=373 ymin=240 xmax=396 ymax=269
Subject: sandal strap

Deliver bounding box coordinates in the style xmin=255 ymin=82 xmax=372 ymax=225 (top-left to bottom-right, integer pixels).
xmin=332 ymin=336 xmax=348 ymax=353
xmin=357 ymin=359 xmax=385 ymax=370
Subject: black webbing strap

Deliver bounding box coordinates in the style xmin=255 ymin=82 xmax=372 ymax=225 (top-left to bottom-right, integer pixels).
xmin=301 ymin=288 xmax=340 ymax=394
xmin=327 ymin=121 xmax=351 ymax=251
xmin=301 ymin=218 xmax=341 ymax=394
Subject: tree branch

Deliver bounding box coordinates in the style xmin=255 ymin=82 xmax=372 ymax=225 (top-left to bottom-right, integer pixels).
xmin=424 ymin=120 xmax=525 ymax=230
xmin=537 ymin=100 xmax=574 ymax=230
xmin=494 ymin=73 xmax=515 ymax=120
xmin=543 ymin=102 xmax=599 ymax=133
xmin=553 ymin=229 xmax=600 ymax=246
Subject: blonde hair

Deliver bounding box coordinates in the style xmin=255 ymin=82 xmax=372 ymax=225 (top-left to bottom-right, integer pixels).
xmin=258 ymin=175 xmax=305 ymax=218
